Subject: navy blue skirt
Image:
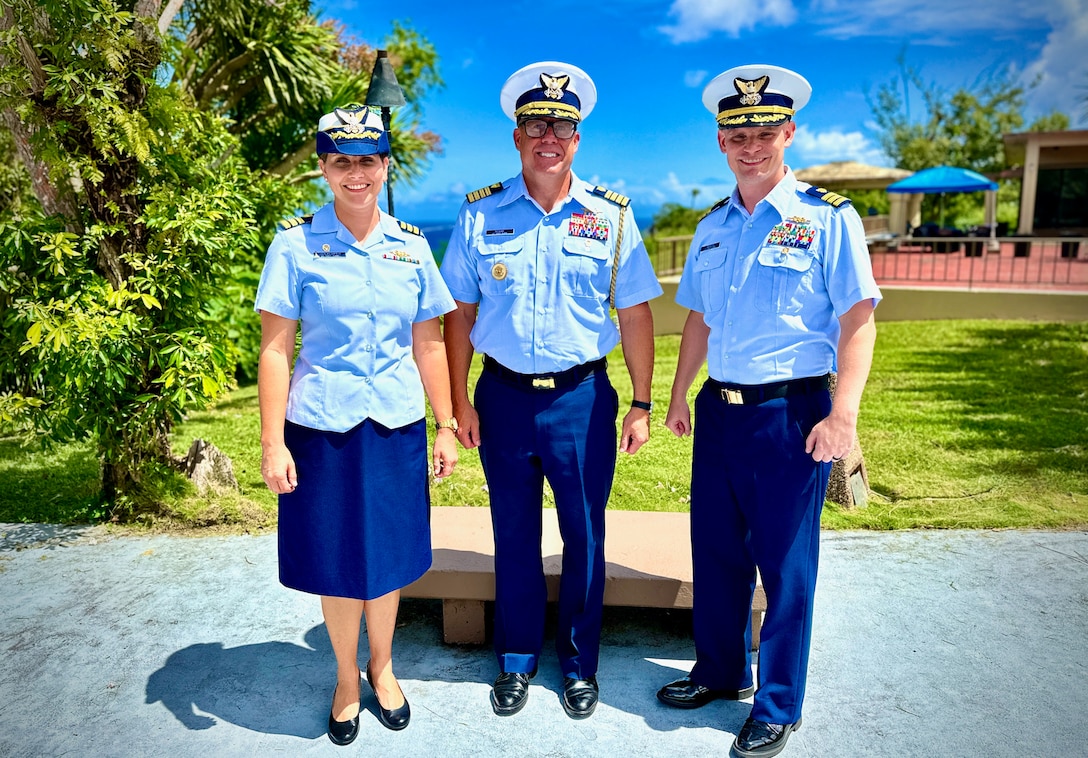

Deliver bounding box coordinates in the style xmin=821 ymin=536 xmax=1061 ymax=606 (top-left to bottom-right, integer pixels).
xmin=278 ymin=418 xmax=431 ymax=601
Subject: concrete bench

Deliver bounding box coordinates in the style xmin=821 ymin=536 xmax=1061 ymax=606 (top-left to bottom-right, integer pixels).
xmin=403 ymin=506 xmax=766 ymax=650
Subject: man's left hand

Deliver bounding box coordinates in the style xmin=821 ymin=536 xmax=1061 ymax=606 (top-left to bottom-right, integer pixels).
xmin=619 ymin=408 xmax=651 ymax=454
xmin=805 ymin=410 xmax=855 ymax=463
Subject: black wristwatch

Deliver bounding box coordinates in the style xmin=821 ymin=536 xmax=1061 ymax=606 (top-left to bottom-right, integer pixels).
xmin=630 ymin=400 xmax=653 ymax=412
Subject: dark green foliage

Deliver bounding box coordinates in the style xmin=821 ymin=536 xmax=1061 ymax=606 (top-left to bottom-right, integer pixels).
xmin=0 ymin=1 xmax=443 ymax=514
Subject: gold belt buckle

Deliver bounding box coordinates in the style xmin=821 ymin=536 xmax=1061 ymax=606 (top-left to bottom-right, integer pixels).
xmin=722 ymin=388 xmax=744 ymax=404
xmin=532 ymin=377 xmax=556 ymax=390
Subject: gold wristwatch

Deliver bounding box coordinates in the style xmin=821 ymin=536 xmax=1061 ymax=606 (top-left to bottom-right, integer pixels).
xmin=435 ymin=418 xmax=459 ymax=432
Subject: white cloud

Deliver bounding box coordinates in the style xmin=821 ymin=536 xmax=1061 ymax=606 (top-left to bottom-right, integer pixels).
xmin=809 ymin=0 xmax=1051 ymax=40
xmin=660 ymin=171 xmax=734 ymax=206
xmin=1021 ymin=0 xmax=1088 ymax=124
xmin=582 ymin=171 xmax=731 ymax=211
xmin=684 ymin=70 xmax=709 ymax=88
xmin=659 ymin=0 xmax=797 ymax=43
xmin=790 ymin=125 xmax=889 ymax=168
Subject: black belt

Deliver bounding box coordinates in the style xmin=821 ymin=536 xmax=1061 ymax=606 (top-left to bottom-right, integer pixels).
xmin=707 ymin=374 xmax=830 ymax=405
xmin=482 ymin=356 xmax=606 ymax=390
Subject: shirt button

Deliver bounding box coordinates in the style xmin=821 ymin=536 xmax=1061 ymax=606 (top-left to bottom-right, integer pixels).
xmin=367 ymin=312 xmax=374 ymax=319
xmin=365 ymin=377 xmax=372 ymax=384
xmin=365 ymin=280 xmax=371 ymax=286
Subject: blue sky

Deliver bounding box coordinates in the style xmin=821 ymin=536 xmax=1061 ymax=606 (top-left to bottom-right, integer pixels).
xmin=321 ymin=0 xmax=1087 ymax=223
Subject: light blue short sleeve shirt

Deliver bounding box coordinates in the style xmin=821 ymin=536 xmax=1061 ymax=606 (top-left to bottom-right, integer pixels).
xmin=675 ymin=170 xmax=882 ymax=384
xmin=439 ymin=172 xmax=663 ymax=374
xmin=255 ymin=203 xmax=455 ymax=432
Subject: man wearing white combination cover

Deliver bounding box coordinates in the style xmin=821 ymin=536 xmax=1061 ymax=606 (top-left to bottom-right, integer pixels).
xmin=441 ymin=61 xmax=662 ymax=720
xmin=656 ymin=64 xmax=881 ymax=758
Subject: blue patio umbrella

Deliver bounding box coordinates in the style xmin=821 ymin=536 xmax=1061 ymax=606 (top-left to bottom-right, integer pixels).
xmin=885 ymin=165 xmax=998 ymax=194
xmin=887 ymin=166 xmax=999 ymax=229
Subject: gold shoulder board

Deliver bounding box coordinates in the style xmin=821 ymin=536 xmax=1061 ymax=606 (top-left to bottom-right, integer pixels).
xmin=700 ymin=197 xmax=731 ymax=221
xmin=591 ymin=185 xmax=631 ymax=207
xmin=805 ymin=186 xmax=852 ymax=208
xmin=466 ymin=182 xmax=505 ymax=203
xmin=398 ymin=220 xmax=423 ymax=237
xmin=277 ymin=214 xmax=314 ymax=231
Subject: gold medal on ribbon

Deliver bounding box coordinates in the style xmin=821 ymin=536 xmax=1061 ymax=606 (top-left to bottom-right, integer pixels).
xmin=491 ymin=262 xmax=508 ymax=280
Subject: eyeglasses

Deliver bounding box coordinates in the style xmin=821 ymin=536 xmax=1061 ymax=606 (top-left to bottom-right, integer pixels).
xmin=520 ymin=119 xmax=578 ymax=139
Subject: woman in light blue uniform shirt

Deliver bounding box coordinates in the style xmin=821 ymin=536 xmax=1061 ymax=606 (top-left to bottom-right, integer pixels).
xmin=255 ymin=104 xmax=458 ymax=746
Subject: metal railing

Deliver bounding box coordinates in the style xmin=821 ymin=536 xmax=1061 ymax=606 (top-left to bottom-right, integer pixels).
xmin=648 ymin=234 xmax=1088 ymax=292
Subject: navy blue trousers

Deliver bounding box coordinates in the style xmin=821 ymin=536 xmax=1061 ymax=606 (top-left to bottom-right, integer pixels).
xmin=688 ymin=380 xmax=831 ymax=724
xmin=475 ymin=366 xmax=618 ymax=679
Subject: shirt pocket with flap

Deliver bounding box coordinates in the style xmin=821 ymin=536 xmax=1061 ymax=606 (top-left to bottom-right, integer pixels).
xmin=754 ymin=244 xmax=819 ymax=314
xmin=477 ymin=237 xmax=522 ymax=296
xmin=695 ymin=246 xmax=729 ymax=313
xmin=560 ymin=235 xmax=610 ymax=299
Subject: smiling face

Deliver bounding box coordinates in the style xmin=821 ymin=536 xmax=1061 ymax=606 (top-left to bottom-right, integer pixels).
xmin=718 ymin=121 xmax=795 ymax=194
xmin=319 ymin=153 xmax=389 ymax=211
xmin=513 ymin=118 xmax=580 ymax=183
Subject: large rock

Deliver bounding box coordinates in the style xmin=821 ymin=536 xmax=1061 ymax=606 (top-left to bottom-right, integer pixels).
xmin=825 ymin=373 xmax=870 ymax=508
xmin=182 ymin=439 xmax=239 ymax=495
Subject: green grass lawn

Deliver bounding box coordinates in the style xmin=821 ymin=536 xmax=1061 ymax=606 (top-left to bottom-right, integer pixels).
xmin=1 ymin=320 xmax=1085 ymax=531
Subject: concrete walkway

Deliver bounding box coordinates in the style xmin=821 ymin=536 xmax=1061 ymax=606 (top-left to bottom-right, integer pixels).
xmin=1 ymin=524 xmax=1085 ymax=757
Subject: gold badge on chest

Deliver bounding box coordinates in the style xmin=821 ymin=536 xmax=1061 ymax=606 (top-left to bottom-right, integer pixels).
xmin=491 ymin=262 xmax=508 ymax=280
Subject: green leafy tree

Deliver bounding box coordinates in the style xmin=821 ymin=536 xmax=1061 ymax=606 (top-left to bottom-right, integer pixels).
xmin=165 ymin=5 xmax=443 ymax=380
xmin=0 ymin=0 xmax=261 ymax=511
xmin=869 ymin=57 xmax=1069 ymax=228
xmin=0 ymin=1 xmax=442 ymax=514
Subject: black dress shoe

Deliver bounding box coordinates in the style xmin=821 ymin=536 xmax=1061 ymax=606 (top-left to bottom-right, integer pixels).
xmin=657 ymin=677 xmax=756 ymax=709
xmin=561 ymin=676 xmax=599 ymax=719
xmin=327 ymin=676 xmax=361 ymax=746
xmin=490 ymin=671 xmax=532 ymax=716
xmin=732 ymin=716 xmax=802 ymax=758
xmin=366 ymin=662 xmax=410 ymax=731
xmin=327 ymin=710 xmax=359 ymax=746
